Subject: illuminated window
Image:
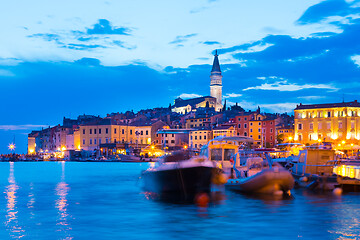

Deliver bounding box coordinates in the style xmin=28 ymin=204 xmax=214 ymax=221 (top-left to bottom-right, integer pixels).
xmin=310 ymin=123 xmax=313 ymax=130
xmin=339 ymin=122 xmax=343 ymax=129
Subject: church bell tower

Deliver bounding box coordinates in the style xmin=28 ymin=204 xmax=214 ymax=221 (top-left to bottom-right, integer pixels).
xmin=210 ymin=50 xmax=223 ymax=111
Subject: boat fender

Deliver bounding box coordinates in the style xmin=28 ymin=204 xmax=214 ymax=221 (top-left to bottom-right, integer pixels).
xmin=218 ymin=173 xmax=228 ymax=185
xmin=273 ymin=190 xmax=283 ymax=196
xmin=333 ymin=188 xmax=342 ymax=196
xmin=300 ymin=176 xmax=308 ymax=182
xmin=195 ymin=193 xmax=210 ymax=208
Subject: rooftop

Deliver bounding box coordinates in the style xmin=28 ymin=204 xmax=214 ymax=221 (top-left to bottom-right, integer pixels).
xmin=295 ymin=100 xmax=360 ymax=110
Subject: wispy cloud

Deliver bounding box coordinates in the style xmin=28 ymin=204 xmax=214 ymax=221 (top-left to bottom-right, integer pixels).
xmin=351 ymin=55 xmax=360 ymax=67
xmin=87 ymin=19 xmax=131 ymax=35
xmin=0 ymin=124 xmax=49 ymax=131
xmin=223 ymin=93 xmax=242 ymax=98
xmin=178 ymin=93 xmax=202 ymax=99
xmin=243 ymin=80 xmax=338 ymax=92
xmin=169 ymin=34 xmax=197 ymax=45
xmin=297 ymin=96 xmax=326 ymax=100
xmin=202 ymin=41 xmax=220 ymax=45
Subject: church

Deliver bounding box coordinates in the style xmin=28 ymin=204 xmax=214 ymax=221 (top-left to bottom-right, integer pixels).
xmin=172 ymin=51 xmax=223 ymax=114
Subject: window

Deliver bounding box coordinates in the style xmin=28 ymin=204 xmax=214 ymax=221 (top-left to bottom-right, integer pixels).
xmin=99 ymin=138 xmax=102 ymax=144
xmin=99 ymin=128 xmax=101 ymax=134
xmin=195 ymin=136 xmax=197 ymax=140
xmin=310 ymin=123 xmax=313 ymax=130
xmin=172 ymin=134 xmax=174 ymax=137
xmin=106 ymin=138 xmax=108 ymax=143
xmin=258 ymin=136 xmax=261 ymax=140
xmin=258 ymin=122 xmax=261 ymax=126
xmin=250 ymin=129 xmax=253 ymax=132
xmin=204 ymin=135 xmax=206 ymax=140
xmin=114 ymin=139 xmax=117 ymax=143
xmin=327 ymin=122 xmax=331 ymax=129
xmin=327 ymin=111 xmax=331 ymax=118
xmin=90 ymin=139 xmax=92 ymax=144
xmin=83 ymin=139 xmax=85 ymax=144
xmin=106 ymin=128 xmax=108 ymax=134
xmin=263 ymin=122 xmax=266 ymax=126
xmin=114 ymin=128 xmax=117 ymax=134
xmin=94 ymin=139 xmax=97 ymax=144
xmin=270 ymin=129 xmax=273 ymax=133
xmin=83 ymin=129 xmax=85 ymax=134
xmin=195 ymin=144 xmax=197 ymax=148
xmin=250 ymin=122 xmax=253 ymax=126
xmin=94 ymin=129 xmax=97 ymax=134
xmin=190 ymin=136 xmax=193 ymax=140
xmin=258 ymin=129 xmax=261 ymax=133
xmin=339 ymin=122 xmax=343 ymax=129
xmin=122 ymin=129 xmax=124 ymax=134
xmin=238 ymin=118 xmax=241 ymax=121
xmin=199 ymin=136 xmax=202 ymax=140
xmin=238 ymin=124 xmax=241 ymax=128
xmin=90 ymin=129 xmax=92 ymax=134
xmin=171 ymin=140 xmax=175 ymax=143
xmin=298 ymin=124 xmax=302 ymax=130
xmin=244 ymin=132 xmax=247 ymax=136
xmin=258 ymin=117 xmax=261 ymax=120
xmin=146 ymin=130 xmax=148 ymax=135
xmin=141 ymin=131 xmax=143 ymax=135
xmin=130 ymin=130 xmax=133 ymax=135
xmin=270 ymin=136 xmax=273 ymax=140
xmin=318 ymin=122 xmax=322 ymax=129
xmin=351 ymin=121 xmax=355 ymax=129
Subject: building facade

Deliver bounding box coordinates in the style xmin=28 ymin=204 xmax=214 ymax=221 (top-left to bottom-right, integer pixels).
xmin=294 ymin=101 xmax=360 ymax=146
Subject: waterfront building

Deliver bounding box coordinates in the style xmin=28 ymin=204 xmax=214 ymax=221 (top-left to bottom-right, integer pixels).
xmin=294 ymin=101 xmax=360 ymax=146
xmin=277 ymin=125 xmax=295 ymax=143
xmin=261 ymin=117 xmax=278 ymax=148
xmin=185 ymin=116 xmax=212 ymax=128
xmin=155 ymin=128 xmax=191 ymax=149
xmin=212 ymin=125 xmax=235 ymax=138
xmin=189 ymin=128 xmax=212 ymax=149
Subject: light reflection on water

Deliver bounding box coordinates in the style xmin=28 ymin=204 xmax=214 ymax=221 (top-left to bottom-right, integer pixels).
xmin=4 ymin=162 xmax=25 ymax=238
xmin=0 ymin=162 xmax=359 ymax=239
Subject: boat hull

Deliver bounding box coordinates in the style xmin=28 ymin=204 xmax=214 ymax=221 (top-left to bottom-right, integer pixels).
xmin=226 ymin=167 xmax=295 ymax=194
xmin=141 ymin=166 xmax=214 ymax=201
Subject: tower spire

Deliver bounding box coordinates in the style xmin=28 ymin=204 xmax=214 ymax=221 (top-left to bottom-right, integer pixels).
xmin=211 ymin=50 xmax=221 ymax=74
xmin=210 ymin=50 xmax=223 ymax=111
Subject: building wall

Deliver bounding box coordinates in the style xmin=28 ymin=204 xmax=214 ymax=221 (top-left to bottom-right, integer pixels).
xmin=186 ymin=117 xmax=211 ymax=128
xmin=294 ymin=107 xmax=360 ymax=145
xmin=28 ymin=137 xmax=36 ymax=154
xmin=213 ymin=126 xmax=235 ymax=138
xmin=189 ymin=130 xmax=212 ymax=149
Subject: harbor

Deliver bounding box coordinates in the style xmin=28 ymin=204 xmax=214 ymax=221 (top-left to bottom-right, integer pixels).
xmin=0 ymin=161 xmax=359 ymax=239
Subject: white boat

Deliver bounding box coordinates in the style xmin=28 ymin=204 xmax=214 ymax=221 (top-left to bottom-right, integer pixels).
xmin=201 ymin=136 xmax=294 ymax=195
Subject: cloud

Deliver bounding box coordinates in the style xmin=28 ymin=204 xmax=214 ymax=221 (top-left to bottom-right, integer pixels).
xmin=296 ymin=0 xmax=360 ymax=25
xmin=169 ymin=34 xmax=197 ymax=45
xmin=28 ymin=33 xmax=63 ymax=44
xmin=87 ymin=19 xmax=131 ymax=35
xmin=260 ymin=103 xmax=298 ymax=113
xmin=223 ymin=93 xmax=242 ymax=98
xmin=202 ymin=41 xmax=220 ymax=45
xmin=178 ymin=93 xmax=203 ymax=99
xmin=0 ymin=125 xmax=49 ymax=131
xmin=65 ymin=43 xmax=105 ymax=50
xmin=243 ymin=80 xmax=338 ymax=92
xmin=0 ymin=58 xmax=23 ymax=66
xmin=297 ymin=96 xmax=326 ymax=100
xmin=351 ymin=55 xmax=360 ymax=67
xmin=75 ymin=58 xmax=101 ymax=66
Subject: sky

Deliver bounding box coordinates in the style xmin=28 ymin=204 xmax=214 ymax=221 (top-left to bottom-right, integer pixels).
xmin=0 ymin=0 xmax=360 ymax=153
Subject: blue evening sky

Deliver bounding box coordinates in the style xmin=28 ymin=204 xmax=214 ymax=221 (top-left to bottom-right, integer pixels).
xmin=1 ymin=0 xmax=360 ymax=153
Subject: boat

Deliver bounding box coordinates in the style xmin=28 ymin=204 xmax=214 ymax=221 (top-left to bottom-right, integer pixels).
xmin=141 ymin=150 xmax=217 ymax=202
xmin=201 ymin=136 xmax=294 ymax=195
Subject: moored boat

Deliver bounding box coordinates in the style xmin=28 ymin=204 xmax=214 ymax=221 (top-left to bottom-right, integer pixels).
xmin=141 ymin=151 xmax=216 ymax=202
xmin=201 ymin=136 xmax=294 ymax=195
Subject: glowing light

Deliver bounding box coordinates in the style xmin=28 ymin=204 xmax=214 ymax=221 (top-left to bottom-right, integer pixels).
xmin=151 ymin=145 xmax=155 ymax=150
xmin=317 ymin=139 xmax=321 ymax=143
xmin=342 ymin=140 xmax=346 ymax=144
xmin=183 ymin=145 xmax=188 ymax=149
xmin=29 ymin=149 xmax=34 ymax=154
xmin=288 ymin=136 xmax=293 ymax=141
xmin=8 ymin=144 xmax=15 ymax=151
xmin=61 ymin=146 xmax=66 ymax=151
xmin=78 ymin=145 xmax=81 ymax=150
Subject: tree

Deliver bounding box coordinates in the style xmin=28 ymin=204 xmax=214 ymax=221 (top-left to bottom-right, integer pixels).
xmin=222 ymin=99 xmax=227 ymax=112
xmin=277 ymin=134 xmax=284 ymax=144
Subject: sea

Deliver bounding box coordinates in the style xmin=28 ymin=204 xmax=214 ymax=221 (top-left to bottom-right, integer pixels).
xmin=0 ymin=162 xmax=359 ymax=240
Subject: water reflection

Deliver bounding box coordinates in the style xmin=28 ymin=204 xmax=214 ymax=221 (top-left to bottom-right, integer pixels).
xmin=55 ymin=161 xmax=72 ymax=238
xmin=27 ymin=182 xmax=35 ymax=218
xmin=4 ymin=162 xmax=25 ymax=238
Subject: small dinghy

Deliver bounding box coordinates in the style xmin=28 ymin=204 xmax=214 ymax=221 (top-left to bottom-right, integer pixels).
xmin=141 ymin=151 xmax=216 ymax=202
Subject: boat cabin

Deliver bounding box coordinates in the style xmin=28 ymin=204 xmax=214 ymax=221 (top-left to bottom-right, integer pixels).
xmin=291 ymin=149 xmax=335 ymax=176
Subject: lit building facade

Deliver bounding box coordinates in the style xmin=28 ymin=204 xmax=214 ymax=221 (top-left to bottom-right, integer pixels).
xmin=189 ymin=128 xmax=212 ymax=149
xmin=294 ymin=101 xmax=360 ymax=145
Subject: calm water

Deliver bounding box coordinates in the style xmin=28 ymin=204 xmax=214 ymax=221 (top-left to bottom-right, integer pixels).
xmin=0 ymin=162 xmax=359 ymax=240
